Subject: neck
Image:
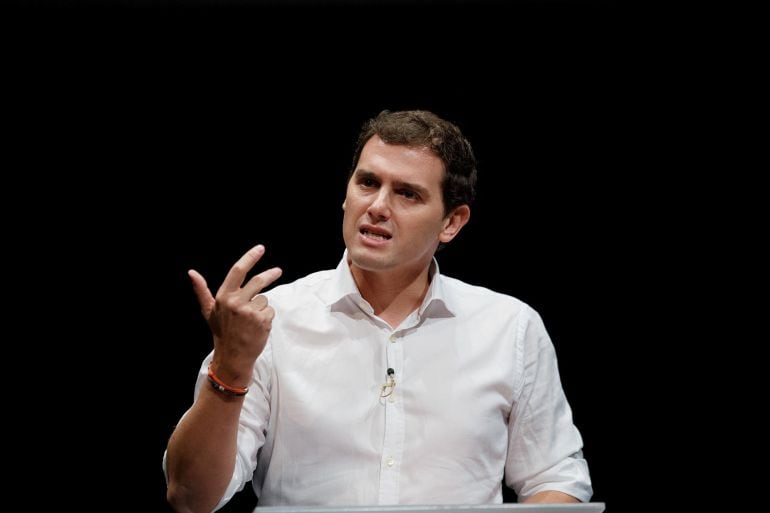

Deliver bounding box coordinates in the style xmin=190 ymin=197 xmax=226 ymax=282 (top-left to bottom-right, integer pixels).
xmin=350 ymin=262 xmax=432 ymax=328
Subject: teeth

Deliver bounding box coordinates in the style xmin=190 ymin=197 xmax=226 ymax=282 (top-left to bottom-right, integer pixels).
xmin=363 ymin=230 xmax=390 ymax=240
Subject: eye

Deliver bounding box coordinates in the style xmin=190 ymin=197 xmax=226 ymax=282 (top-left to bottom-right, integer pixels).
xmin=360 ymin=177 xmax=378 ymax=188
xmin=399 ymin=189 xmax=418 ymax=200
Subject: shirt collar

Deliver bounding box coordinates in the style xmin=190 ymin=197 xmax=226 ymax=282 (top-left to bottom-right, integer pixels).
xmin=321 ymin=250 xmax=455 ymax=319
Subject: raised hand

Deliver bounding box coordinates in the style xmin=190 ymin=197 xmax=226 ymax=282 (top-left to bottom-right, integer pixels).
xmin=188 ymin=244 xmax=282 ymax=386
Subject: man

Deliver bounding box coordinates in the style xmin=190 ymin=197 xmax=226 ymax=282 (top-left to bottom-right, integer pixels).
xmin=165 ymin=110 xmax=592 ymax=513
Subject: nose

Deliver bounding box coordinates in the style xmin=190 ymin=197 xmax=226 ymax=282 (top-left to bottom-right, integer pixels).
xmin=367 ymin=189 xmax=391 ymax=221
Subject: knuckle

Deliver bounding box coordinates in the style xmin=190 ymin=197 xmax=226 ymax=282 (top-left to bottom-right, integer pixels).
xmin=255 ymin=310 xmax=274 ymax=329
xmin=222 ymin=297 xmax=236 ymax=309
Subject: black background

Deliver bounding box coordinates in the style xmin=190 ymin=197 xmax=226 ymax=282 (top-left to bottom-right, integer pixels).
xmin=7 ymin=1 xmax=681 ymax=511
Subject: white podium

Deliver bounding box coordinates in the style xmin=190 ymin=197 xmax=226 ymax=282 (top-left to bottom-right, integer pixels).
xmin=255 ymin=504 xmax=605 ymax=513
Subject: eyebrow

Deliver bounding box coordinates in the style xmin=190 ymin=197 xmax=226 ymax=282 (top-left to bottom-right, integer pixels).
xmin=354 ymin=169 xmax=431 ymax=198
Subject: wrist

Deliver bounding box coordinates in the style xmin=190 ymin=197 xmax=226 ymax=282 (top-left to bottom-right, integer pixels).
xmin=207 ymin=363 xmax=250 ymax=397
xmin=209 ymin=358 xmax=253 ymax=388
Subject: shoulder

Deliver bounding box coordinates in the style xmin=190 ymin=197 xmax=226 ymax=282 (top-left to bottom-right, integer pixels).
xmin=263 ymin=269 xmax=335 ymax=308
xmin=440 ymin=274 xmax=535 ymax=321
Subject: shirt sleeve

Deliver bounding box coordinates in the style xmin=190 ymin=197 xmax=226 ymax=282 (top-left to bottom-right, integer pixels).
xmin=163 ymin=342 xmax=273 ymax=512
xmin=504 ymin=306 xmax=593 ymax=502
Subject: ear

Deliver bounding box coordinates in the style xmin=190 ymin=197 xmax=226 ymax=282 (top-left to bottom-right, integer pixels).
xmin=439 ymin=205 xmax=470 ymax=244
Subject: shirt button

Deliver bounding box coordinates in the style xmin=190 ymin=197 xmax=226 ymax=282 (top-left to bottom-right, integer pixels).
xmin=386 ymin=457 xmax=395 ymax=467
xmin=388 ymin=394 xmax=395 ymax=403
xmin=389 ymin=334 xmax=396 ymax=342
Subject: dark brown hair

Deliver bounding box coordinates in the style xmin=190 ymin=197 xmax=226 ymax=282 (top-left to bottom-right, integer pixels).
xmin=349 ymin=110 xmax=477 ymax=216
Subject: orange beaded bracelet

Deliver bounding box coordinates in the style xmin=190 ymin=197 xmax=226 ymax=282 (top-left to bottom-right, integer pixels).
xmin=207 ymin=364 xmax=249 ymax=396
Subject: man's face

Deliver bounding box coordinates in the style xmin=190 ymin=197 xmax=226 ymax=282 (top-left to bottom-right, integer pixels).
xmin=342 ymin=135 xmax=455 ymax=277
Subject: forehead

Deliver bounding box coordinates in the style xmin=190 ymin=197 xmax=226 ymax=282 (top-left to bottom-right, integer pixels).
xmin=357 ymin=135 xmax=445 ymax=188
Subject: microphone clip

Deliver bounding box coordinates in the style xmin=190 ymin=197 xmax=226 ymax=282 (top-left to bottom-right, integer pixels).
xmin=380 ymin=368 xmax=396 ymax=398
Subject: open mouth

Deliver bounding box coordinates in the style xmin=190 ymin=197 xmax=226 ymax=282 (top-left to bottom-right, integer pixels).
xmin=360 ymin=228 xmax=392 ymax=241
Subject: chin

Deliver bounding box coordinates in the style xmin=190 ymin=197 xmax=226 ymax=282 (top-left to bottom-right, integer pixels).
xmin=347 ymin=247 xmax=392 ymax=271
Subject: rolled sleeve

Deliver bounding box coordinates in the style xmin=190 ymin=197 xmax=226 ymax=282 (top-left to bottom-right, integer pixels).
xmin=505 ymin=306 xmax=593 ymax=502
xmin=179 ymin=345 xmax=273 ymax=512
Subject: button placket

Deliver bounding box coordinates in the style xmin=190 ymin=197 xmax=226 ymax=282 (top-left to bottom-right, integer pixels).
xmin=378 ymin=330 xmax=405 ymax=503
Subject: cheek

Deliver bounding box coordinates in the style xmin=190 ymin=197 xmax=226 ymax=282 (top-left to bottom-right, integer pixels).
xmin=342 ymin=194 xmax=366 ymax=216
xmin=342 ymin=201 xmax=358 ymax=229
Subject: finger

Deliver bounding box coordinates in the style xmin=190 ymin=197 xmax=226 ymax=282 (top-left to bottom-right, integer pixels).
xmin=220 ymin=244 xmax=266 ymax=293
xmin=262 ymin=306 xmax=276 ymax=325
xmin=188 ymin=269 xmax=215 ymax=317
xmin=241 ymin=267 xmax=283 ymax=299
xmin=250 ymin=294 xmax=268 ymax=310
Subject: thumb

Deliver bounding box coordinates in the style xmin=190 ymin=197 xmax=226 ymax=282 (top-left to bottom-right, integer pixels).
xmin=188 ymin=269 xmax=215 ymax=319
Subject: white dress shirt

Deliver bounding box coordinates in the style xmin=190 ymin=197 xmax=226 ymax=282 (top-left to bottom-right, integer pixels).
xmin=175 ymin=253 xmax=592 ymax=509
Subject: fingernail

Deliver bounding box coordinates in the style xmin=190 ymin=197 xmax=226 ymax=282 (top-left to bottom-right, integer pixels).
xmin=256 ymin=244 xmax=265 ymax=253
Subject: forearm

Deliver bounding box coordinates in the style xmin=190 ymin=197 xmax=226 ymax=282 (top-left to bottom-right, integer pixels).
xmin=523 ymin=490 xmax=580 ymax=503
xmin=168 ymin=245 xmax=278 ymax=512
xmin=166 ymin=385 xmax=245 ymax=513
